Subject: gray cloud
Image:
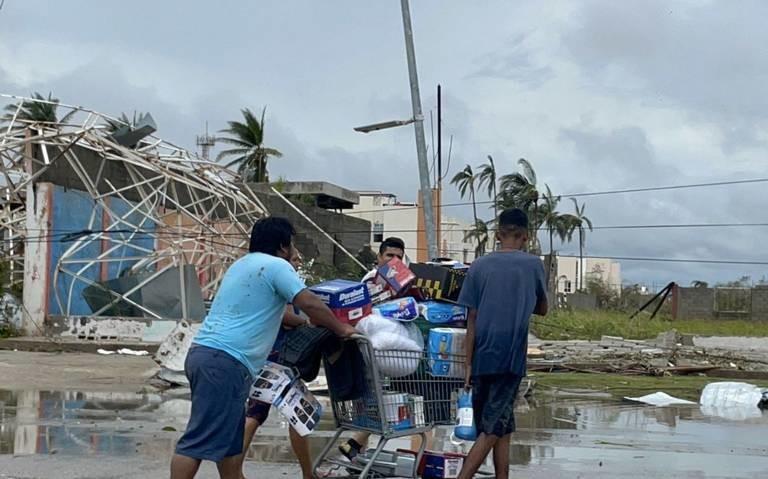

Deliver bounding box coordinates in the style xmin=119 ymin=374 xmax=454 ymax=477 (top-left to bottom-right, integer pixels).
xmin=471 ymin=33 xmax=553 ymax=87
xmin=2 ymin=0 xmax=766 ymax=286
xmin=562 ymin=0 xmax=768 ymax=152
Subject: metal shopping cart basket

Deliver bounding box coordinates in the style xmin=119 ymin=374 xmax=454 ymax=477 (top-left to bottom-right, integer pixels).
xmin=312 ymin=334 xmax=467 ymax=478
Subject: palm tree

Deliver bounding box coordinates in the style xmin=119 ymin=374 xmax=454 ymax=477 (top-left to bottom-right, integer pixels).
xmin=104 ymin=111 xmax=149 ymax=134
xmin=497 ymin=158 xmax=540 ymax=253
xmin=477 ymin=155 xmax=498 ymax=222
xmin=464 ymin=219 xmax=489 ymax=258
xmin=451 ymin=164 xmax=479 ymax=226
xmin=217 ymin=107 xmax=282 ymax=183
xmin=568 ymin=198 xmax=593 ymax=291
xmin=2 ymin=92 xmax=76 ymax=129
xmin=541 ymin=184 xmax=569 ymax=257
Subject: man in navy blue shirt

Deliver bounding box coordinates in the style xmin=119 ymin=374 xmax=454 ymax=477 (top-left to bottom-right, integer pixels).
xmin=456 ymin=208 xmax=548 ymax=479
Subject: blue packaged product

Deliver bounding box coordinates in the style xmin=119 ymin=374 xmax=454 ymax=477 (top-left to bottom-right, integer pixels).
xmin=373 ymin=297 xmax=419 ymax=321
xmin=419 ymin=301 xmax=467 ymax=324
xmin=427 ymin=328 xmax=467 ymax=378
xmin=454 ymin=388 xmax=477 ymax=441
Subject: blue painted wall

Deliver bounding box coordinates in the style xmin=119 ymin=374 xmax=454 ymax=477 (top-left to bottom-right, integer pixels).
xmin=48 ymin=186 xmax=155 ymax=316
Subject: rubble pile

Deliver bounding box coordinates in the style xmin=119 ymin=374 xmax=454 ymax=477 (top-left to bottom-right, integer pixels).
xmin=530 ymin=330 xmax=768 ymax=377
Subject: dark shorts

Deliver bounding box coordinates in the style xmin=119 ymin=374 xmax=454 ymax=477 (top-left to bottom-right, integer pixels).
xmin=472 ymin=373 xmax=524 ymax=437
xmin=245 ymin=329 xmax=285 ymax=422
xmin=175 ymin=345 xmax=252 ymax=462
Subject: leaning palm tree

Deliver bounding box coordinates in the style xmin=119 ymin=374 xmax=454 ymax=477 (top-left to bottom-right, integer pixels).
xmin=451 ymin=164 xmax=479 ymax=228
xmin=2 ymin=92 xmax=76 ymax=130
xmin=464 ymin=219 xmax=489 ymax=258
xmin=217 ymin=107 xmax=282 ymax=183
xmin=477 ymin=155 xmax=498 ymax=221
xmin=569 ymin=198 xmax=593 ymax=291
xmin=497 ymin=158 xmax=540 ymax=252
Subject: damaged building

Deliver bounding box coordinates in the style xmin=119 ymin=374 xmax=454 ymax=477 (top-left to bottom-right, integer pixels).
xmin=0 ymin=96 xmax=369 ymax=342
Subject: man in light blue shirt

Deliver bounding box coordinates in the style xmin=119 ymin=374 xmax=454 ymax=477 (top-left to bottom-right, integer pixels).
xmin=171 ymin=217 xmax=356 ymax=479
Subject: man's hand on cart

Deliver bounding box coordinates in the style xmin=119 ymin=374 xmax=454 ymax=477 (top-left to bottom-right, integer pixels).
xmin=293 ymin=290 xmax=359 ymax=339
xmin=464 ymin=368 xmax=472 ymax=389
xmin=335 ymin=323 xmax=358 ymax=338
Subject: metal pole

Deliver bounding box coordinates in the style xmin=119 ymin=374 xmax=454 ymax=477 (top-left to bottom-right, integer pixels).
xmin=400 ymin=0 xmax=437 ymax=260
xmin=437 ymin=84 xmax=442 ymax=257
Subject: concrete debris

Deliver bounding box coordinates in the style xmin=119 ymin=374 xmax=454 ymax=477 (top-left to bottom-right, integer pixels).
xmin=530 ymin=330 xmax=768 ymax=376
xmin=152 ymin=320 xmax=200 ymax=386
xmin=0 ymin=293 xmax=22 ymax=330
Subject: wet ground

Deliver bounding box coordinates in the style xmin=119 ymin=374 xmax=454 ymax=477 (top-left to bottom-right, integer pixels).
xmin=1 ymin=385 xmax=767 ymax=478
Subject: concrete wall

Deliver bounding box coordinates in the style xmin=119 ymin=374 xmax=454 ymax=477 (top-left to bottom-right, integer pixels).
xmin=675 ymin=287 xmax=715 ymax=319
xmin=567 ymin=292 xmax=598 ymax=310
xmin=751 ymin=286 xmax=768 ymax=320
xmin=254 ymin=192 xmax=371 ymax=269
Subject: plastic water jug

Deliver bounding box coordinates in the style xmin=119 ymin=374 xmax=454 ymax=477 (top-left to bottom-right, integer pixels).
xmin=699 ymin=382 xmax=768 ymax=420
xmin=454 ymin=388 xmax=477 ymax=441
xmin=700 ymin=382 xmax=767 ymax=409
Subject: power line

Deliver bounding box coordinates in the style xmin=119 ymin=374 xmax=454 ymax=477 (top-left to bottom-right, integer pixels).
xmin=347 ymin=176 xmax=768 ymax=215
xmin=10 ymin=221 xmax=768 ymax=242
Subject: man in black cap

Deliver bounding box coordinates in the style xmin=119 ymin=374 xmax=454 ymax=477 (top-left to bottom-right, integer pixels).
xmin=456 ymin=208 xmax=548 ymax=479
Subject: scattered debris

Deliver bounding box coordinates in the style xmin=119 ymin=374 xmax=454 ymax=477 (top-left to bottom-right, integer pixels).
xmin=97 ymin=348 xmax=150 ymax=356
xmin=152 ymin=321 xmax=200 ymax=386
xmin=529 ymin=331 xmax=768 ymax=377
xmin=624 ymin=392 xmax=696 ymax=407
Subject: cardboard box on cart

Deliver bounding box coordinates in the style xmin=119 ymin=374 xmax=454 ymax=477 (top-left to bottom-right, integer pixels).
xmin=409 ymin=262 xmax=467 ymax=302
xmin=309 ymin=279 xmax=372 ymax=325
xmin=374 ymin=256 xmax=416 ymax=296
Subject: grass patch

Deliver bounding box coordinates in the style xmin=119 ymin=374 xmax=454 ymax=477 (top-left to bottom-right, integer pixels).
xmin=530 ymin=309 xmax=768 ymax=341
xmin=532 ymin=371 xmax=768 ymax=401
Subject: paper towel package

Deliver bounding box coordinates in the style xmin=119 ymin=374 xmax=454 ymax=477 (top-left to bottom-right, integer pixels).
xmin=419 ymin=301 xmax=467 ymax=324
xmin=427 ymin=328 xmax=467 ymax=378
xmin=373 ymin=297 xmax=419 ymax=321
xmin=310 ymin=279 xmax=372 ymax=325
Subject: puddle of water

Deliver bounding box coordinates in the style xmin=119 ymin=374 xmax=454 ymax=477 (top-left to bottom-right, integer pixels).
xmin=1 ymin=389 xmax=767 ymax=477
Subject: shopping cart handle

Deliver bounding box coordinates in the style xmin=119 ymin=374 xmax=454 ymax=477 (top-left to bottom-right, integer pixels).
xmin=347 ymin=333 xmax=368 ymax=342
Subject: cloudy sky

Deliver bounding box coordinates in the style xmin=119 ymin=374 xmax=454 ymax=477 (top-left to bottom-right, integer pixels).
xmin=2 ymin=0 xmax=767 ymax=286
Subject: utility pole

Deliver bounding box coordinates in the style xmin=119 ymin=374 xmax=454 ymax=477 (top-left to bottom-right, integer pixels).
xmin=437 ymin=84 xmax=442 ymax=257
xmin=400 ymin=0 xmax=437 ymax=261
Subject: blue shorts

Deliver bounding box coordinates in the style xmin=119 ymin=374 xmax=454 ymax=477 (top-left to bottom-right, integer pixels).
xmin=175 ymin=345 xmax=252 ymax=462
xmin=472 ymin=373 xmax=524 ymax=437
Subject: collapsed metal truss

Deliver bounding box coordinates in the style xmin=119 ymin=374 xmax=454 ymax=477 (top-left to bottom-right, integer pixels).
xmin=0 ymin=94 xmax=266 ymax=320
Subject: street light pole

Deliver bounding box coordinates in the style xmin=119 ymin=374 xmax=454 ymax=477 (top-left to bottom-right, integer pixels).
xmin=400 ymin=0 xmax=437 ymax=261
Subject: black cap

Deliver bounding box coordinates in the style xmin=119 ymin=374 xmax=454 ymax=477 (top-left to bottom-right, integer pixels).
xmin=499 ymin=208 xmax=528 ymax=229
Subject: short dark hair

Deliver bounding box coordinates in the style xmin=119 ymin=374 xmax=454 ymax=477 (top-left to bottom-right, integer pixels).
xmin=379 ymin=237 xmax=405 ymax=255
xmin=498 ymin=208 xmax=529 ymax=238
xmin=249 ymin=217 xmax=296 ymax=255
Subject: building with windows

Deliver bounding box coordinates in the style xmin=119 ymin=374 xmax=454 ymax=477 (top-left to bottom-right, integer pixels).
xmin=553 ymin=256 xmax=622 ymax=293
xmin=348 ymin=191 xmax=478 ymax=263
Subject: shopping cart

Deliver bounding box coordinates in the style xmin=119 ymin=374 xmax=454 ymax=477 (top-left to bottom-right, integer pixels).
xmin=312 ymin=334 xmax=467 ymax=478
